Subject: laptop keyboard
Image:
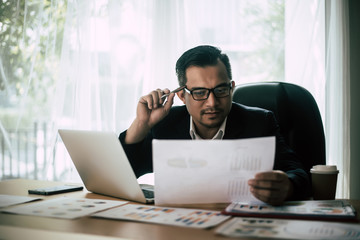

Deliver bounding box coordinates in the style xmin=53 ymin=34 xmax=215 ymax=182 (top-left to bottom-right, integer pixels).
xmin=142 ymin=189 xmax=154 ymax=199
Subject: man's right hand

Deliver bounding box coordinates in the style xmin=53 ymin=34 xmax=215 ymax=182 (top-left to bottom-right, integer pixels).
xmin=125 ymin=88 xmax=175 ymax=144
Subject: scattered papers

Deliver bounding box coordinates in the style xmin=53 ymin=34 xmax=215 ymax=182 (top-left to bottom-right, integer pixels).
xmin=93 ymin=203 xmax=231 ymax=229
xmin=3 ymin=197 xmax=127 ymax=219
xmin=0 ymin=194 xmax=41 ymax=208
xmin=223 ymin=200 xmax=357 ymax=221
xmin=0 ymin=225 xmax=128 ymax=240
xmin=153 ymin=137 xmax=275 ymax=205
xmin=215 ymin=217 xmax=360 ymax=239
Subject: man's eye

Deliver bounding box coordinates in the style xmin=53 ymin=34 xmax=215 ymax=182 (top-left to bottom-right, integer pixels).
xmin=193 ymin=90 xmax=207 ymax=97
xmin=215 ymin=87 xmax=228 ymax=94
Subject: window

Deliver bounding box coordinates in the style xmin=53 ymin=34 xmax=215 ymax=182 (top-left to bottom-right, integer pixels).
xmin=1 ymin=0 xmax=330 ymax=190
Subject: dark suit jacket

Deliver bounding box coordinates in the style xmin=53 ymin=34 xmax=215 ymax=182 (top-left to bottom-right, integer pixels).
xmin=119 ymin=102 xmax=311 ymax=199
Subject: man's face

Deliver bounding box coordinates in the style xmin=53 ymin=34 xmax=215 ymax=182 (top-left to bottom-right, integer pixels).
xmin=177 ymin=60 xmax=234 ymax=133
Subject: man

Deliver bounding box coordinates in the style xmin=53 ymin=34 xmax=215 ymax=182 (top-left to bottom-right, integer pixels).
xmin=119 ymin=45 xmax=311 ymax=205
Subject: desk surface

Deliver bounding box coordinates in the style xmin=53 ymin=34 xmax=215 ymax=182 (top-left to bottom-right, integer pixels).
xmin=0 ymin=179 xmax=359 ymax=240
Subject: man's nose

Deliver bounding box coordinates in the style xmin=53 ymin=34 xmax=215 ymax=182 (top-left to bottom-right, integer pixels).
xmin=205 ymin=91 xmax=217 ymax=106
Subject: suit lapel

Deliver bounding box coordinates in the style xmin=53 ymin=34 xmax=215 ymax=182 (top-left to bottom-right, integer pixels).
xmin=224 ymin=103 xmax=246 ymax=139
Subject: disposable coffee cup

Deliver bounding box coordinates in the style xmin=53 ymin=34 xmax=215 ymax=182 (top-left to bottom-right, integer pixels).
xmin=310 ymin=165 xmax=339 ymax=200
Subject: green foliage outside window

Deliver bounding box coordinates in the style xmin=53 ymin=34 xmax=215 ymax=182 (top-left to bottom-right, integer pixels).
xmin=0 ymin=0 xmax=67 ymax=129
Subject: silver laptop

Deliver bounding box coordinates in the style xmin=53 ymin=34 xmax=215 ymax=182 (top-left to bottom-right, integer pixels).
xmin=58 ymin=129 xmax=154 ymax=204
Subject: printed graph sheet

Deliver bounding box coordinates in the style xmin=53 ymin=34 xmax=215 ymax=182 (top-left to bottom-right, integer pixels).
xmin=216 ymin=217 xmax=360 ymax=239
xmin=92 ymin=204 xmax=230 ymax=229
xmin=153 ymin=137 xmax=275 ymax=205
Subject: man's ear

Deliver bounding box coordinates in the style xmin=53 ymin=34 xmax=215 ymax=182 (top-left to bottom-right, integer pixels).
xmin=230 ymin=80 xmax=236 ymax=94
xmin=177 ymin=90 xmax=186 ymax=104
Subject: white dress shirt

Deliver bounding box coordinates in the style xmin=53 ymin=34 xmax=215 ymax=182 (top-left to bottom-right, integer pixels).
xmin=189 ymin=116 xmax=227 ymax=140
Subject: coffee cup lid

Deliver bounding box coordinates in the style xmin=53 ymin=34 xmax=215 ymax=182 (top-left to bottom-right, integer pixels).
xmin=310 ymin=165 xmax=339 ymax=174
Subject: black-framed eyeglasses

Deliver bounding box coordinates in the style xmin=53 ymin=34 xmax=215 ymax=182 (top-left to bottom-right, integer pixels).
xmin=184 ymin=81 xmax=233 ymax=101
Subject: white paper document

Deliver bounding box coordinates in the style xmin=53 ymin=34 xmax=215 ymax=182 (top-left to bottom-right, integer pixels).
xmin=152 ymin=136 xmax=275 ymax=205
xmin=93 ymin=203 xmax=230 ymax=229
xmin=3 ymin=197 xmax=127 ymax=219
xmin=215 ymin=217 xmax=360 ymax=239
xmin=0 ymin=194 xmax=41 ymax=208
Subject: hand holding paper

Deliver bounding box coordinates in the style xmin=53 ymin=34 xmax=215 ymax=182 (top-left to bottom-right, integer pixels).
xmin=248 ymin=170 xmax=294 ymax=205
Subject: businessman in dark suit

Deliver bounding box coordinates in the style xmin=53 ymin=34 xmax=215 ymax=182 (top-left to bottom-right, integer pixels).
xmin=119 ymin=45 xmax=311 ymax=205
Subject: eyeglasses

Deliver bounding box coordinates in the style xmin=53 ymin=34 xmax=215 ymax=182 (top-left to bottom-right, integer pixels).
xmin=184 ymin=81 xmax=233 ymax=101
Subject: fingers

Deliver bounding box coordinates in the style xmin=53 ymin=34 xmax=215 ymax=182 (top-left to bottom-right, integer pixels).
xmin=253 ymin=170 xmax=288 ymax=181
xmin=249 ymin=186 xmax=287 ymax=205
xmin=140 ymin=88 xmax=171 ymax=109
xmin=248 ymin=171 xmax=291 ymax=205
xmin=163 ymin=92 xmax=175 ymax=110
xmin=150 ymin=89 xmax=165 ymax=109
xmin=248 ymin=179 xmax=283 ymax=190
xmin=250 ymin=187 xmax=285 ymax=206
xmin=248 ymin=171 xmax=288 ymax=189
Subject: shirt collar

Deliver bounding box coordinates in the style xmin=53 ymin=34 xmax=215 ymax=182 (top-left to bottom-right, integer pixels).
xmin=189 ymin=116 xmax=227 ymax=140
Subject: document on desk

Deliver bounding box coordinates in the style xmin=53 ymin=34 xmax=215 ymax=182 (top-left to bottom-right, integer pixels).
xmin=222 ymin=200 xmax=357 ymax=221
xmin=3 ymin=197 xmax=127 ymax=219
xmin=0 ymin=194 xmax=41 ymax=208
xmin=215 ymin=217 xmax=360 ymax=239
xmin=152 ymin=136 xmax=275 ymax=205
xmin=93 ymin=203 xmax=230 ymax=229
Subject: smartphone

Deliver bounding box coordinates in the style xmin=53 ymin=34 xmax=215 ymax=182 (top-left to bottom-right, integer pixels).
xmin=28 ymin=185 xmax=84 ymax=195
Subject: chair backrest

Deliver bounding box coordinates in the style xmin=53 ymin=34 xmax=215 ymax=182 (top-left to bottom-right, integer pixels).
xmin=232 ymin=82 xmax=326 ymax=174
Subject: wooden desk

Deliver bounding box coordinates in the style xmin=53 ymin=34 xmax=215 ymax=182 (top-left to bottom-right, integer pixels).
xmin=0 ymin=179 xmax=359 ymax=240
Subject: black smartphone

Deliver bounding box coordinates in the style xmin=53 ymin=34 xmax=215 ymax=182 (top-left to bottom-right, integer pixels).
xmin=28 ymin=185 xmax=84 ymax=195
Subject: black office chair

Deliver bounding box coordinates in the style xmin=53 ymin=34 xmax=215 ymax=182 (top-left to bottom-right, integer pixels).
xmin=232 ymin=82 xmax=326 ymax=175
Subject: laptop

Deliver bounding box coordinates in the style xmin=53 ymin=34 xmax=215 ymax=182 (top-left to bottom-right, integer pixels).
xmin=58 ymin=129 xmax=154 ymax=204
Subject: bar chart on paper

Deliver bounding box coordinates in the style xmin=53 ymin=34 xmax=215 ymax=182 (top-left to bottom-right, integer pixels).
xmin=92 ymin=204 xmax=230 ymax=228
xmin=216 ymin=217 xmax=360 ymax=239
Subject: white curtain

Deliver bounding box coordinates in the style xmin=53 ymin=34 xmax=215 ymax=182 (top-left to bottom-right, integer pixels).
xmin=0 ymin=0 xmax=67 ymax=180
xmin=285 ymin=0 xmax=326 ymax=119
xmin=53 ymin=0 xmax=153 ymax=133
xmin=2 ymin=0 xmax=350 ymax=192
xmin=285 ymin=0 xmax=351 ymax=198
xmin=55 ymin=0 xmax=289 ymax=181
xmin=53 ymin=0 xmax=293 ymax=182
xmin=324 ymin=0 xmax=350 ymax=198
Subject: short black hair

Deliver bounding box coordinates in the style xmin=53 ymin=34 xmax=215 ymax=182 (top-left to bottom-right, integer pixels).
xmin=175 ymin=45 xmax=232 ymax=86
